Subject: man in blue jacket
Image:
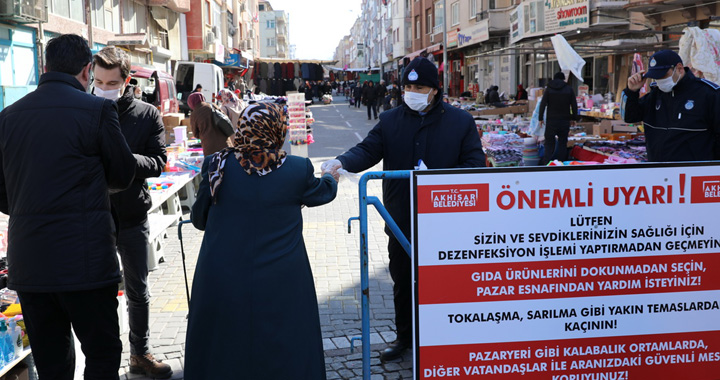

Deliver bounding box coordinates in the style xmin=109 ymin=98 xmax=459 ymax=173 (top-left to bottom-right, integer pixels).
xmin=0 ymin=34 xmax=136 ymax=379
xmin=622 ymin=49 xmax=720 ymax=161
xmin=322 ymin=57 xmax=485 ymax=362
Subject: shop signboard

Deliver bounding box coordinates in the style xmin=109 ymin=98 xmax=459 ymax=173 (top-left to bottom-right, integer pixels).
xmin=457 ymin=20 xmax=489 ymax=48
xmin=448 ymin=29 xmax=459 ymax=48
xmin=509 ymin=0 xmax=589 ymax=44
xmin=412 ymin=163 xmax=720 ymax=379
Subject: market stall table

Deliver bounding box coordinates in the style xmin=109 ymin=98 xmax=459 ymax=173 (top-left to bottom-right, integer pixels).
xmin=146 ymin=170 xmax=199 ymax=270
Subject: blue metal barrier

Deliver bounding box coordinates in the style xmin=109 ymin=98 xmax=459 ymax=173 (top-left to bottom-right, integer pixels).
xmin=347 ymin=170 xmax=411 ymax=380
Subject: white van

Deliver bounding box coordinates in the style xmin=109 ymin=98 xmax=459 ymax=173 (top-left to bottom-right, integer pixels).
xmin=175 ymin=61 xmax=224 ymax=115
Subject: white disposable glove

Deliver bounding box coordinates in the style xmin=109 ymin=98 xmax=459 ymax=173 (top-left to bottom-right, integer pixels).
xmin=321 ymin=159 xmax=343 ymax=181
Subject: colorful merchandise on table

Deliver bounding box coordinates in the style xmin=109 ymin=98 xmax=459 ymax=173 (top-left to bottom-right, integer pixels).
xmin=482 ymin=132 xmax=524 ymax=166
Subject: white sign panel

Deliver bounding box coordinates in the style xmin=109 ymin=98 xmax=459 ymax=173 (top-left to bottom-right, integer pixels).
xmin=412 ymin=163 xmax=720 ymax=379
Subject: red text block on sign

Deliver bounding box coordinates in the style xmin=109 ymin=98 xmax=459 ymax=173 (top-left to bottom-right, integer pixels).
xmin=418 ymin=253 xmax=720 ymax=304
xmin=417 ymin=184 xmax=490 ymax=214
xmin=691 ymin=175 xmax=720 ymax=204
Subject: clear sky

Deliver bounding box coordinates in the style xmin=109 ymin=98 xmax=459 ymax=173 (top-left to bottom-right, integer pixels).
xmin=265 ymin=0 xmax=361 ymax=61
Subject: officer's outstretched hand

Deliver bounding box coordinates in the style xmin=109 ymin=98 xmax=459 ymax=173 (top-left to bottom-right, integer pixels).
xmin=628 ymin=70 xmax=646 ymax=92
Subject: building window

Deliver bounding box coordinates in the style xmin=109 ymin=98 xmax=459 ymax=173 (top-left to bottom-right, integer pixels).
xmin=451 ymin=2 xmax=459 ymax=25
xmin=415 ymin=16 xmax=420 ymax=38
xmin=204 ymin=0 xmax=210 ymax=24
xmin=266 ymin=38 xmax=275 ymax=47
xmin=259 ymin=3 xmax=265 ymax=11
xmin=469 ymin=0 xmax=477 ymax=17
xmin=92 ymin=0 xmax=119 ymax=32
xmin=212 ymin=2 xmax=221 ymax=28
xmin=434 ymin=1 xmax=444 ymax=30
xmin=48 ymin=0 xmax=84 ymax=22
xmin=425 ymin=8 xmax=431 ymax=35
xmin=266 ymin=19 xmax=275 ymax=29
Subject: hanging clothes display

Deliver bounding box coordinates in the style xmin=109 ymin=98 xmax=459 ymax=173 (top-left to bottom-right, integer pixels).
xmin=274 ymin=63 xmax=282 ymax=79
xmin=294 ymin=62 xmax=301 ymax=78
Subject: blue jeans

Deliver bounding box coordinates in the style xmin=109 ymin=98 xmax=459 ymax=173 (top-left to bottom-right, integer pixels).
xmin=117 ymin=219 xmax=151 ymax=356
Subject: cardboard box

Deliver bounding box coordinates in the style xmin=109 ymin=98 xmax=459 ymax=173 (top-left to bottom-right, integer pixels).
xmin=612 ymin=123 xmax=639 ymax=133
xmin=162 ymin=113 xmax=185 ymax=129
xmin=180 ymin=118 xmax=191 ymax=126
xmin=596 ymin=119 xmax=637 ymax=134
xmin=593 ymin=122 xmax=612 ymax=136
xmin=575 ymin=122 xmax=596 ymax=135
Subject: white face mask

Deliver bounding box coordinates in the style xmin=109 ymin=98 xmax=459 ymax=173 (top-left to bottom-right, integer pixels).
xmin=655 ymin=68 xmax=677 ymax=93
xmin=404 ymin=90 xmax=433 ymax=112
xmin=94 ymin=86 xmax=123 ymax=101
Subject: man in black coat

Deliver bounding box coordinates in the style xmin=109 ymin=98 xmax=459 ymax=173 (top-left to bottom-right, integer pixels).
xmin=322 ymin=57 xmax=485 ymax=362
xmin=362 ymin=81 xmax=378 ymax=120
xmin=92 ymin=47 xmax=172 ymax=379
xmin=539 ymin=72 xmax=579 ymax=163
xmin=375 ymin=80 xmax=388 ymax=114
xmin=353 ymin=83 xmax=363 ymax=108
xmin=0 ymin=34 xmax=136 ymax=379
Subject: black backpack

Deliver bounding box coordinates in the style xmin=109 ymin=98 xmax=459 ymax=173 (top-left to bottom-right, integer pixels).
xmin=211 ymin=106 xmax=235 ymax=137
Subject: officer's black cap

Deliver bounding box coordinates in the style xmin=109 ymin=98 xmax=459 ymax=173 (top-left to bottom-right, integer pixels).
xmin=643 ymin=50 xmax=682 ymax=79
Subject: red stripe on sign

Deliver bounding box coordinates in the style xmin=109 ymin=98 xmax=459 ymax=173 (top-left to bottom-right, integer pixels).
xmin=418 ymin=253 xmax=720 ymax=304
xmin=418 ymin=331 xmax=720 ymax=379
xmin=417 ymin=184 xmax=490 ymax=213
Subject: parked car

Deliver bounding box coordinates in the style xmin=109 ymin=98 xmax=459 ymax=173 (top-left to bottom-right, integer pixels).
xmin=175 ymin=61 xmax=224 ymax=116
xmin=130 ymin=64 xmax=179 ymax=116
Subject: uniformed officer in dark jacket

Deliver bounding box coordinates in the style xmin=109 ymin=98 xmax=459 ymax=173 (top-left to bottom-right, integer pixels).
xmin=322 ymin=57 xmax=485 ymax=362
xmin=0 ymin=34 xmax=136 ymax=379
xmin=622 ymin=49 xmax=720 ymax=162
xmin=92 ymin=47 xmax=172 ymax=379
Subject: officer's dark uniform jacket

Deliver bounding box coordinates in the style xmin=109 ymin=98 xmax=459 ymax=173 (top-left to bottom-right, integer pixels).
xmin=337 ymin=96 xmax=485 ymax=238
xmin=622 ymin=69 xmax=720 ymax=162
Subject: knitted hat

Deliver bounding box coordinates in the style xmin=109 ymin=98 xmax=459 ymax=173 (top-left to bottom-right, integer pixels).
xmin=403 ymin=57 xmax=439 ymax=89
xmin=187 ymin=92 xmax=205 ymax=111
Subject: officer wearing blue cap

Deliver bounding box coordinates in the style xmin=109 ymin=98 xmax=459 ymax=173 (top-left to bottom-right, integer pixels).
xmin=622 ymin=49 xmax=720 ymax=161
xmin=321 ymin=57 xmax=485 ymax=361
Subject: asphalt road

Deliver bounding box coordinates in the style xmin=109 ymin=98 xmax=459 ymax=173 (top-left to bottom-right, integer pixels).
xmin=288 ymin=94 xmax=380 ymax=160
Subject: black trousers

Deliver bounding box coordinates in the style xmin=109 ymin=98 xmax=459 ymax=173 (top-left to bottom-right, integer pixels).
xmin=18 ymin=285 xmax=122 ymax=380
xmin=117 ymin=219 xmax=151 ymax=356
xmin=367 ymin=102 xmax=378 ymax=119
xmin=543 ymin=120 xmax=570 ymax=163
xmin=388 ymin=235 xmax=412 ymax=345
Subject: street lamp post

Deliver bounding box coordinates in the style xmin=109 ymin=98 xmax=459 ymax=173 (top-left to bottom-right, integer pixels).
xmin=442 ymin=0 xmax=448 ymax=96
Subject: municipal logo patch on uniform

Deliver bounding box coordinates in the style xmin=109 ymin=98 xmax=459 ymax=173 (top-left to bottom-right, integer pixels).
xmin=650 ymin=58 xmax=656 ymax=67
xmin=408 ymin=70 xmax=418 ymax=81
xmin=685 ymin=100 xmax=694 ymax=110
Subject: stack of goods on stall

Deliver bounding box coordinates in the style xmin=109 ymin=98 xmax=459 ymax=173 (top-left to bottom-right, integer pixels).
xmin=481 ymin=133 xmax=524 ymax=167
xmin=580 ymin=137 xmax=647 ymax=163
xmin=522 ymin=137 xmax=541 ymax=166
xmin=287 ymin=93 xmax=310 ymax=145
xmin=475 ymin=118 xmax=530 ymax=135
